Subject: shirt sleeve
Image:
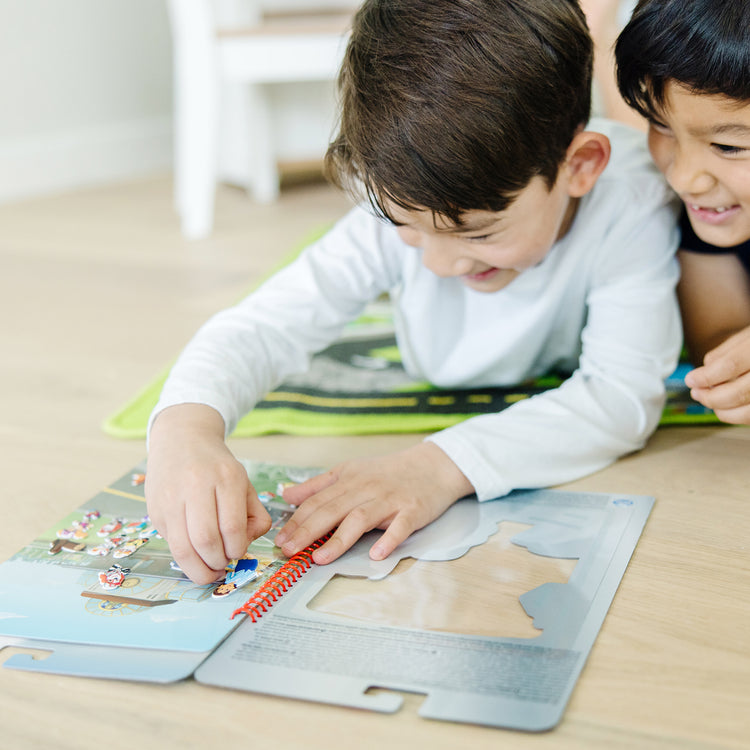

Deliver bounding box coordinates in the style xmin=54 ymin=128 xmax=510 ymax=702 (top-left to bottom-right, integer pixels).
xmin=427 ymin=179 xmax=682 ymax=501
xmin=148 ymin=207 xmax=400 ymax=439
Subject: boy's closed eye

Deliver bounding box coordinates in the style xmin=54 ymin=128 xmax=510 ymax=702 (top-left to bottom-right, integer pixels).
xmin=711 ymin=142 xmax=747 ymax=156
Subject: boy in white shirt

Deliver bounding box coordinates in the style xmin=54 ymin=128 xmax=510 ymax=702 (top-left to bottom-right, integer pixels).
xmin=146 ymin=0 xmax=681 ymax=584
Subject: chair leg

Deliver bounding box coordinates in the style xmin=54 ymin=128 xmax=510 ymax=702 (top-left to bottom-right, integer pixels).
xmin=168 ymin=0 xmax=219 ymax=239
xmin=246 ymin=83 xmax=280 ymax=204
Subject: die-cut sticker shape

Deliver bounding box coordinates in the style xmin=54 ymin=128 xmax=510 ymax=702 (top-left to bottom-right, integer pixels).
xmin=112 ymin=537 xmax=149 ymax=559
xmin=97 ymin=518 xmax=123 ymax=537
xmin=87 ymin=538 xmax=118 ymax=556
xmin=122 ymin=518 xmax=149 ymax=536
xmin=98 ymin=563 xmax=131 ymax=590
xmin=212 ymin=557 xmax=260 ymax=598
xmin=48 ymin=539 xmax=87 ymax=555
xmin=70 ymin=520 xmax=92 ymax=539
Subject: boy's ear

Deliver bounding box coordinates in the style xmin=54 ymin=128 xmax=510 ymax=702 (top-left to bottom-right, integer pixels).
xmin=562 ymin=131 xmax=611 ymax=197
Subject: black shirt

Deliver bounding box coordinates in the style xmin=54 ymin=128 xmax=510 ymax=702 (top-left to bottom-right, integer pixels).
xmin=680 ymin=208 xmax=750 ymax=273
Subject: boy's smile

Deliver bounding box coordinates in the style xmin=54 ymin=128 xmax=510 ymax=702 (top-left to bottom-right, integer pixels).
xmin=648 ymin=82 xmax=750 ymax=248
xmin=388 ymin=175 xmax=579 ymax=293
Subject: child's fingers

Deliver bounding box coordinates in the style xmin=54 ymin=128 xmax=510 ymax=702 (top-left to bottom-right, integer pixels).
xmin=282 ymin=469 xmax=338 ymax=506
xmin=213 ymin=489 xmax=256 ymax=561
xmin=276 ymin=486 xmax=350 ymax=556
xmin=368 ymin=513 xmax=420 ymax=561
xmin=246 ymin=488 xmax=273 ymax=542
xmin=684 ymin=364 xmax=710 ymax=389
xmin=685 ymin=357 xmax=736 ymax=389
xmin=311 ymin=492 xmax=453 ymax=565
xmin=185 ymin=491 xmax=232 ymax=573
xmin=690 ymin=371 xmax=750 ymax=412
xmin=367 ymin=488 xmax=461 ymax=562
xmin=310 ymin=500 xmax=396 ymax=564
xmin=310 ymin=527 xmax=359 ymax=564
xmin=713 ymin=403 xmax=750 ymax=425
xmin=166 ymin=519 xmax=227 ymax=585
xmin=686 ymin=355 xmax=748 ymax=389
xmin=211 ymin=460 xmax=261 ymax=559
xmin=145 ymin=499 xmax=168 ymax=547
xmin=689 ymin=328 xmax=750 ymax=388
xmin=275 ymin=475 xmax=345 ymax=549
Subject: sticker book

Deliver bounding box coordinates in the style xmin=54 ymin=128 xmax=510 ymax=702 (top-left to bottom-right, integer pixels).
xmin=0 ymin=460 xmax=318 ymax=681
xmin=0 ymin=459 xmax=654 ymax=731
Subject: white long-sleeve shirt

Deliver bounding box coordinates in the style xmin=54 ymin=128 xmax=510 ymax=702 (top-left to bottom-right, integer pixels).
xmin=151 ymin=120 xmax=681 ymax=500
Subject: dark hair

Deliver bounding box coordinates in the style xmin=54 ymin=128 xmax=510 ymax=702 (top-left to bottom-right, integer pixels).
xmin=616 ymin=0 xmax=750 ymax=121
xmin=325 ymin=0 xmax=592 ymax=225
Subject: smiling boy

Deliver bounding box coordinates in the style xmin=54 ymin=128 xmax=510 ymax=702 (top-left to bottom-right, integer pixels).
xmin=614 ymin=0 xmax=750 ymax=424
xmin=146 ymin=0 xmax=681 ymax=583
xmin=387 ymin=177 xmax=580 ymax=294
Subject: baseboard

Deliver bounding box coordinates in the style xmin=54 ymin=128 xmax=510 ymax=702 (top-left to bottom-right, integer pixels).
xmin=0 ymin=116 xmax=173 ymax=203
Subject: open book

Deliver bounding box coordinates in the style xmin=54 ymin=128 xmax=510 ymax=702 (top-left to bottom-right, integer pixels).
xmin=0 ymin=460 xmax=653 ymax=731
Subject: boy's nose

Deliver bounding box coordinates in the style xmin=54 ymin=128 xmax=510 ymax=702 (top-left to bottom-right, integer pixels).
xmin=421 ymin=240 xmax=473 ymax=277
xmin=666 ymin=149 xmax=716 ymax=196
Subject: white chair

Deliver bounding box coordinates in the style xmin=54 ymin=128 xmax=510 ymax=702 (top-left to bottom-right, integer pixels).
xmin=167 ymin=0 xmax=354 ymax=239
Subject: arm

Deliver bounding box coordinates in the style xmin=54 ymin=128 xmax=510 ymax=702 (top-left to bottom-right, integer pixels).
xmin=277 ymin=250 xmax=681 ymax=563
xmin=149 ymin=210 xmax=401 ymax=436
xmin=145 ymin=208 xmax=402 ymax=581
xmin=278 ymin=167 xmax=682 ymax=563
xmin=679 ymin=250 xmax=750 ymax=423
xmin=430 ymin=247 xmax=681 ymax=501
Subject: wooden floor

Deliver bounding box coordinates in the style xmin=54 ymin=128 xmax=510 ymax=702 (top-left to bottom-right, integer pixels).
xmin=1 ymin=174 xmax=749 ymax=749
xmin=0 ymin=175 xmax=353 ymax=554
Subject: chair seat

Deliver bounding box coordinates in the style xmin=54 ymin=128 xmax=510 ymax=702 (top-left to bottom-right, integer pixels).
xmin=219 ymin=15 xmax=350 ymax=83
xmin=167 ymin=1 xmax=354 ymax=239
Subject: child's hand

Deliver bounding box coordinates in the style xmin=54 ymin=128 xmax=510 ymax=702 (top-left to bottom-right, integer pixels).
xmin=274 ymin=442 xmax=474 ymax=565
xmin=145 ymin=404 xmax=272 ymax=584
xmin=684 ymin=326 xmax=750 ymax=424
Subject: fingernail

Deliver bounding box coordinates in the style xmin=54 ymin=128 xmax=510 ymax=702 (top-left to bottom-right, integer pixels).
xmin=314 ymin=548 xmax=332 ymax=564
xmin=370 ymin=544 xmax=386 ymax=560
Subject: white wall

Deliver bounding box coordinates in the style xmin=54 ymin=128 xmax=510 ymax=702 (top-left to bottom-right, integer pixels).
xmin=0 ymin=0 xmax=356 ymax=204
xmin=0 ymin=0 xmax=174 ymax=203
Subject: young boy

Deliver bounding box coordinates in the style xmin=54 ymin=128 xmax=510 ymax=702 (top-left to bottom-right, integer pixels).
xmin=612 ymin=0 xmax=750 ymax=424
xmin=146 ymin=0 xmax=681 ymax=584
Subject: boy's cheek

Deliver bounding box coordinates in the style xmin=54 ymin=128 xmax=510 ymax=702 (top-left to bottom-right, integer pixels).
xmin=646 ymin=132 xmax=671 ymax=178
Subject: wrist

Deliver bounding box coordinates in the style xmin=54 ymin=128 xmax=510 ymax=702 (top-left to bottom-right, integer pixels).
xmin=149 ymin=403 xmax=226 ymax=446
xmin=411 ymin=441 xmax=475 ymax=500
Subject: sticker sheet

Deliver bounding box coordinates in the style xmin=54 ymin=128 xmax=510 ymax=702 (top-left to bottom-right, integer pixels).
xmin=0 ymin=460 xmax=317 ymax=681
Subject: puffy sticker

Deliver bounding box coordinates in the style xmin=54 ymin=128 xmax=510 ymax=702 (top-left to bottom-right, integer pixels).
xmin=98 ymin=563 xmax=131 ymax=590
